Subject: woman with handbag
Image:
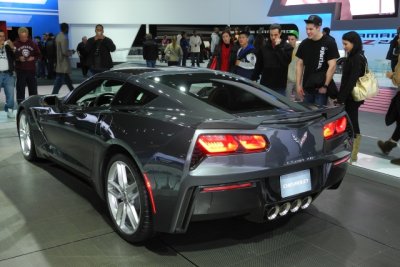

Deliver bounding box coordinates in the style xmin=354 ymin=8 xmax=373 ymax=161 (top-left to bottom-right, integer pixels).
xmin=207 ymin=30 xmax=237 ymax=72
xmin=377 ymin=50 xmax=400 ymax=165
xmin=335 ymin=31 xmax=366 ymax=163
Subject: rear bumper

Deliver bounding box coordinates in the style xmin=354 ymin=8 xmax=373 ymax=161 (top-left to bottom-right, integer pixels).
xmin=167 ymin=155 xmax=349 ymax=233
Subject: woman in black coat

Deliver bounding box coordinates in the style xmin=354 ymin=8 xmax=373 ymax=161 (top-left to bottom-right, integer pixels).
xmin=336 ymin=31 xmax=366 ymax=163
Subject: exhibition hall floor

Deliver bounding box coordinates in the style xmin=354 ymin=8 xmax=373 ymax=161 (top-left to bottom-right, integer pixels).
xmin=0 ymin=78 xmax=400 ymax=266
xmin=0 ymin=121 xmax=399 ymax=266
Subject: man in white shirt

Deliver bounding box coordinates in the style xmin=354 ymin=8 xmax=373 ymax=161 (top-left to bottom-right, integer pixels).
xmin=189 ymin=30 xmax=201 ymax=67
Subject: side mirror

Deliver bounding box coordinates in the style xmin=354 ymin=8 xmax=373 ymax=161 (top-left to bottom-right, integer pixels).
xmin=43 ymin=95 xmax=63 ymax=112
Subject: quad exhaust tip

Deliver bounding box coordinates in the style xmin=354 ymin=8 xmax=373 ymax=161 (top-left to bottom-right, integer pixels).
xmin=266 ymin=205 xmax=279 ymax=220
xmin=279 ymin=202 xmax=291 ymax=216
xmin=290 ymin=199 xmax=302 ymax=213
xmin=301 ymin=196 xmax=312 ymax=209
xmin=266 ymin=196 xmax=313 ymax=221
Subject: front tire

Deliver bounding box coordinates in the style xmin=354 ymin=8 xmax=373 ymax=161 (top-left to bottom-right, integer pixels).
xmin=105 ymin=154 xmax=154 ymax=243
xmin=18 ymin=110 xmax=37 ymax=161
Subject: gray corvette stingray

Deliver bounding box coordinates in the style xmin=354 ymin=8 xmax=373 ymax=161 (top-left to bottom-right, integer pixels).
xmin=17 ymin=67 xmax=353 ymax=243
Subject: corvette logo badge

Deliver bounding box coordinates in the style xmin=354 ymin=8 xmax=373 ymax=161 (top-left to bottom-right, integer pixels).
xmin=292 ymin=132 xmax=308 ymax=148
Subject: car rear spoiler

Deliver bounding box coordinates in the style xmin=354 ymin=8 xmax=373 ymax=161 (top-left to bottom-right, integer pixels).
xmin=196 ymin=105 xmax=345 ymax=129
xmin=260 ymin=105 xmax=345 ymax=125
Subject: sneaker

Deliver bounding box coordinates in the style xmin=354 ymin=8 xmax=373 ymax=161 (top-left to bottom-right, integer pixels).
xmin=7 ymin=110 xmax=15 ymax=118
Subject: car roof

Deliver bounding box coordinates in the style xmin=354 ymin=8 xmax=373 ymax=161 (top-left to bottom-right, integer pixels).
xmin=109 ymin=64 xmax=213 ymax=76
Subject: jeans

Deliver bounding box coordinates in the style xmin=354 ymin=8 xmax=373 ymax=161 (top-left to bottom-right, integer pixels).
xmin=52 ymin=73 xmax=74 ymax=94
xmin=0 ymin=72 xmax=15 ymax=111
xmin=16 ymin=70 xmax=37 ymax=104
xmin=146 ymin=60 xmax=156 ymax=68
xmin=304 ymin=92 xmax=327 ymax=107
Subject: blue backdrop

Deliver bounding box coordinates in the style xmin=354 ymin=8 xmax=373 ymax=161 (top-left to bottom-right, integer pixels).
xmin=0 ymin=0 xmax=59 ymax=37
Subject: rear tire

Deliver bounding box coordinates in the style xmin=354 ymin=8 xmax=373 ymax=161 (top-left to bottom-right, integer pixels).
xmin=105 ymin=154 xmax=154 ymax=243
xmin=18 ymin=110 xmax=37 ymax=161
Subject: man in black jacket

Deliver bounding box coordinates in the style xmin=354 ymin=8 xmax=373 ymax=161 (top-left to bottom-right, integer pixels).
xmin=252 ymin=24 xmax=293 ymax=95
xmin=142 ymin=33 xmax=158 ymax=68
xmin=86 ymin=24 xmax=116 ymax=75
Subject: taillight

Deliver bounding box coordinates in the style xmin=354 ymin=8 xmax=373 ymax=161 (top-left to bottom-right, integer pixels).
xmin=324 ymin=116 xmax=347 ymax=139
xmin=198 ymin=135 xmax=239 ymax=153
xmin=237 ymin=135 xmax=267 ymax=150
xmin=323 ymin=122 xmax=335 ymax=139
xmin=335 ymin=116 xmax=347 ymax=134
xmin=197 ymin=134 xmax=268 ymax=155
xmin=191 ymin=134 xmax=269 ymax=169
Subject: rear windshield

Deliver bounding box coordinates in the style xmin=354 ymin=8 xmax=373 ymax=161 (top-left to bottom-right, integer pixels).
xmin=148 ymin=73 xmax=297 ymax=114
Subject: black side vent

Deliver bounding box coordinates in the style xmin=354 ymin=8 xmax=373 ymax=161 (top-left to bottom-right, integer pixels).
xmin=190 ymin=144 xmax=206 ymax=170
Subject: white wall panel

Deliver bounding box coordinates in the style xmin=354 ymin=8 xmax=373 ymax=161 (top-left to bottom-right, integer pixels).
xmin=59 ymin=0 xmax=234 ymax=25
xmin=58 ymin=0 xmax=273 ymax=62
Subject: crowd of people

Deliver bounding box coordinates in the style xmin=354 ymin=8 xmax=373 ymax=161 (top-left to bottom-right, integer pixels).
xmin=0 ymin=23 xmax=116 ymax=118
xmin=0 ymin=17 xmax=399 ymax=164
xmin=141 ymin=15 xmax=400 ymax=165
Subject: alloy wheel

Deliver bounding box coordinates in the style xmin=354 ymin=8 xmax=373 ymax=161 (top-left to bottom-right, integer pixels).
xmin=19 ymin=113 xmax=31 ymax=157
xmin=107 ymin=161 xmax=141 ymax=235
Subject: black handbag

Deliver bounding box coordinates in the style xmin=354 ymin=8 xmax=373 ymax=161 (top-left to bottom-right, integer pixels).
xmin=304 ymin=71 xmax=338 ymax=98
xmin=304 ymin=71 xmax=325 ymax=90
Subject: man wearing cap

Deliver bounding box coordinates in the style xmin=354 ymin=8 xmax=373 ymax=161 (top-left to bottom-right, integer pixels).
xmin=296 ymin=15 xmax=339 ymax=106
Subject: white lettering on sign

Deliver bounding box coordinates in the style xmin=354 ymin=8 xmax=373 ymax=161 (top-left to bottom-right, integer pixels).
xmin=282 ymin=178 xmax=310 ymax=189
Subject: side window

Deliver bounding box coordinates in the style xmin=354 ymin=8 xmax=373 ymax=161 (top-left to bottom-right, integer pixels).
xmin=113 ymin=83 xmax=157 ymax=106
xmin=73 ymin=79 xmax=125 ymax=108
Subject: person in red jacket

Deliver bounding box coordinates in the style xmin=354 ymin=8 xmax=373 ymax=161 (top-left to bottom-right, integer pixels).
xmin=208 ymin=30 xmax=237 ymax=72
xmin=14 ymin=27 xmax=41 ymax=104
